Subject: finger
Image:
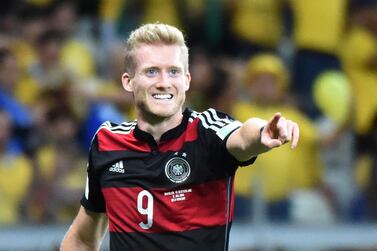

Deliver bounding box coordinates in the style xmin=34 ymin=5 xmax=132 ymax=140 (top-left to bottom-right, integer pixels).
xmin=261 ymin=137 xmax=282 ymax=149
xmin=268 ymin=112 xmax=281 ymax=130
xmin=267 ymin=113 xmax=282 ymax=139
xmin=276 ymin=116 xmax=289 ymax=143
xmin=285 ymin=120 xmax=293 ymax=142
xmin=291 ymin=123 xmax=300 ymax=149
xmin=271 ymin=115 xmax=288 ymax=143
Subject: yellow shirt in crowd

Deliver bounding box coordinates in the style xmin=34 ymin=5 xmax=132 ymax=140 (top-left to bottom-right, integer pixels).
xmin=142 ymin=0 xmax=182 ymax=30
xmin=291 ymin=0 xmax=347 ymax=54
xmin=340 ymin=26 xmax=377 ymax=135
xmin=0 ymin=154 xmax=32 ymax=224
xmin=28 ymin=146 xmax=87 ymax=222
xmin=230 ymin=0 xmax=283 ymax=47
xmin=233 ymin=101 xmax=322 ymax=202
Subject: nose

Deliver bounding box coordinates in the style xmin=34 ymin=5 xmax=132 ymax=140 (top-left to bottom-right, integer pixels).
xmin=155 ymin=71 xmax=171 ymax=89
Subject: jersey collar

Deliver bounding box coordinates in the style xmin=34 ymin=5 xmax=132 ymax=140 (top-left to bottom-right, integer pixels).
xmin=133 ymin=108 xmax=192 ymax=147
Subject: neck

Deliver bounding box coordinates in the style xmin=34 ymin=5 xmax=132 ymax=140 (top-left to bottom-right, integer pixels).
xmin=137 ymin=111 xmax=183 ymax=142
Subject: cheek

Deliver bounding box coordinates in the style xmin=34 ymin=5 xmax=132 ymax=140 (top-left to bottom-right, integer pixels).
xmin=177 ymin=77 xmax=190 ymax=91
xmin=181 ymin=83 xmax=188 ymax=92
xmin=131 ymin=79 xmax=148 ymax=95
xmin=134 ymin=87 xmax=147 ymax=100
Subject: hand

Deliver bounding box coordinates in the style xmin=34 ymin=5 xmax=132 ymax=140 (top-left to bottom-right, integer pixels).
xmin=261 ymin=112 xmax=299 ymax=149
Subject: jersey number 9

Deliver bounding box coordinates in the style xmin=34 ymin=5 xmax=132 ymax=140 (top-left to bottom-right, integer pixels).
xmin=137 ymin=190 xmax=153 ymax=229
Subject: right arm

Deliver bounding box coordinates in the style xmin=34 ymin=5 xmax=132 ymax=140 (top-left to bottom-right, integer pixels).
xmin=60 ymin=206 xmax=108 ymax=251
xmin=227 ymin=113 xmax=299 ymax=162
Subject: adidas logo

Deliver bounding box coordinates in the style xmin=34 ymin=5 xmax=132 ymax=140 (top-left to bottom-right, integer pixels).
xmin=109 ymin=161 xmax=125 ymax=173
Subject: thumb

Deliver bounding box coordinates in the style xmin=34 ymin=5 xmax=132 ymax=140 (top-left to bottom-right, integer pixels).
xmin=261 ymin=137 xmax=282 ymax=149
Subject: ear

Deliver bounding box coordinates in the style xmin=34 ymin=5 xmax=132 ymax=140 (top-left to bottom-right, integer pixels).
xmin=184 ymin=72 xmax=191 ymax=92
xmin=121 ymin=72 xmax=133 ymax=92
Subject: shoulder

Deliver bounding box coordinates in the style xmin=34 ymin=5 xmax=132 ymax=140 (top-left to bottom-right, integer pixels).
xmin=189 ymin=108 xmax=242 ymax=140
xmin=90 ymin=120 xmax=137 ymax=149
xmin=341 ymin=27 xmax=376 ymax=59
xmin=188 ymin=108 xmax=234 ymax=125
xmin=96 ymin=120 xmax=137 ymax=136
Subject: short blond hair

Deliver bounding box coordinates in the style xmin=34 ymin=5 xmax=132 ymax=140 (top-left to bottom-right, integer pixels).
xmin=124 ymin=23 xmax=189 ymax=76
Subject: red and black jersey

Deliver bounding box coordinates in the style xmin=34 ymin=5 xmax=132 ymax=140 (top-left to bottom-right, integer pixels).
xmin=81 ymin=108 xmax=255 ymax=251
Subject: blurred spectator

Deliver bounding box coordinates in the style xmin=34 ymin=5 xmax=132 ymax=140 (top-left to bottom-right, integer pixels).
xmin=26 ymin=104 xmax=86 ymax=223
xmin=232 ymin=54 xmax=329 ymax=223
xmin=10 ymin=3 xmax=46 ymax=72
xmin=0 ymin=109 xmax=32 ymax=225
xmin=183 ymin=0 xmax=226 ymax=53
xmin=340 ymin=0 xmax=377 ymax=136
xmin=226 ymin=0 xmax=285 ymax=58
xmin=47 ymin=0 xmax=96 ymax=80
xmin=80 ymin=42 xmax=131 ymax=150
xmin=0 ymin=1 xmax=19 ymax=41
xmin=101 ymin=0 xmax=226 ymax=53
xmin=142 ymin=0 xmax=182 ymax=29
xmin=187 ymin=48 xmax=218 ymax=111
xmin=359 ymin=115 xmax=377 ymax=220
xmin=98 ymin=0 xmax=129 ymax=75
xmin=187 ymin=49 xmax=238 ymax=113
xmin=98 ymin=0 xmax=183 ymax=60
xmin=203 ymin=62 xmax=237 ymax=114
xmin=340 ymin=1 xmax=377 ymax=221
xmin=312 ymin=71 xmax=356 ymax=220
xmin=15 ymin=29 xmax=76 ymax=107
xmin=0 ymin=48 xmax=32 ymax=152
xmin=354 ymin=114 xmax=377 ymax=222
xmin=99 ymin=0 xmax=142 ymax=42
xmin=289 ymin=0 xmax=348 ymax=119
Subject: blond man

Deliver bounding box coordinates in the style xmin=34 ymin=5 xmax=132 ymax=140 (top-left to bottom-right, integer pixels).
xmin=61 ymin=23 xmax=299 ymax=251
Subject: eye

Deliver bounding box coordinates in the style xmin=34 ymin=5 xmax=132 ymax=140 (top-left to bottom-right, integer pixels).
xmin=168 ymin=67 xmax=181 ymax=77
xmin=145 ymin=68 xmax=158 ymax=77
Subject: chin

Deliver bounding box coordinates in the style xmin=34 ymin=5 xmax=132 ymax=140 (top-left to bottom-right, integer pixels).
xmin=151 ymin=108 xmax=176 ymax=118
xmin=140 ymin=106 xmax=178 ymax=120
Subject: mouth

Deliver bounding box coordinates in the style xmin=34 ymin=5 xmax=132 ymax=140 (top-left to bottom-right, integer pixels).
xmin=152 ymin=93 xmax=173 ymax=100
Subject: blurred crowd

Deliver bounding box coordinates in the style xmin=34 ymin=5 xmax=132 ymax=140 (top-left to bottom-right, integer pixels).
xmin=0 ymin=0 xmax=376 ymax=227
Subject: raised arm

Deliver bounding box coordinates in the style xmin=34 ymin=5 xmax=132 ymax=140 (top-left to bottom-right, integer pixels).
xmin=60 ymin=206 xmax=108 ymax=251
xmin=227 ymin=113 xmax=299 ymax=162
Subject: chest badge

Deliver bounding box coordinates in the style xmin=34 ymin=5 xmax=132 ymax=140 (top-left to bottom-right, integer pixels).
xmin=165 ymin=157 xmax=191 ymax=183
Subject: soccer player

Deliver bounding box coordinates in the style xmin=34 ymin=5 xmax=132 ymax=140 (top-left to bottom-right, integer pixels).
xmin=60 ymin=23 xmax=299 ymax=251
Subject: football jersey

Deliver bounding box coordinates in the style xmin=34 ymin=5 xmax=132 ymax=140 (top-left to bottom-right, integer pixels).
xmin=81 ymin=108 xmax=255 ymax=251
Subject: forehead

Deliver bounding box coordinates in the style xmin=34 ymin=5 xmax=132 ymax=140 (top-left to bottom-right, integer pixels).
xmin=133 ymin=43 xmax=184 ymax=69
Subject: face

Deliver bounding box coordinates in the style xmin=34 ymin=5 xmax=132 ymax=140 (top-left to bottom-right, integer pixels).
xmin=38 ymin=40 xmax=61 ymax=68
xmin=248 ymin=73 xmax=282 ymax=105
xmin=122 ymin=43 xmax=190 ymax=122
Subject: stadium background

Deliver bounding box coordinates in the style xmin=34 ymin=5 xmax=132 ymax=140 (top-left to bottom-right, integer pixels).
xmin=0 ymin=0 xmax=377 ymax=250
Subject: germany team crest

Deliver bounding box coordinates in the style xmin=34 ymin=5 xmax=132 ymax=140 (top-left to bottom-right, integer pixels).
xmin=165 ymin=157 xmax=191 ymax=183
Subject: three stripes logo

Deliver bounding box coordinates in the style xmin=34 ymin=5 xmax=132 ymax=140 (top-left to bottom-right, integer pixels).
xmin=109 ymin=161 xmax=125 ymax=173
xmin=190 ymin=109 xmax=242 ymax=140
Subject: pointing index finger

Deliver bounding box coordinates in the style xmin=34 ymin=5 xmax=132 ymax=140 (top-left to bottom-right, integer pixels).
xmin=269 ymin=112 xmax=281 ymax=129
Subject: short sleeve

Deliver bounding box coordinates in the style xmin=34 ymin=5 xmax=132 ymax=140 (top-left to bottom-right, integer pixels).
xmin=197 ymin=108 xmax=256 ymax=169
xmin=80 ymin=136 xmax=106 ymax=212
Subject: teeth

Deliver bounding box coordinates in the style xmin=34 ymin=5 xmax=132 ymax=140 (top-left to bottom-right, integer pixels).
xmin=152 ymin=94 xmax=173 ymax=100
